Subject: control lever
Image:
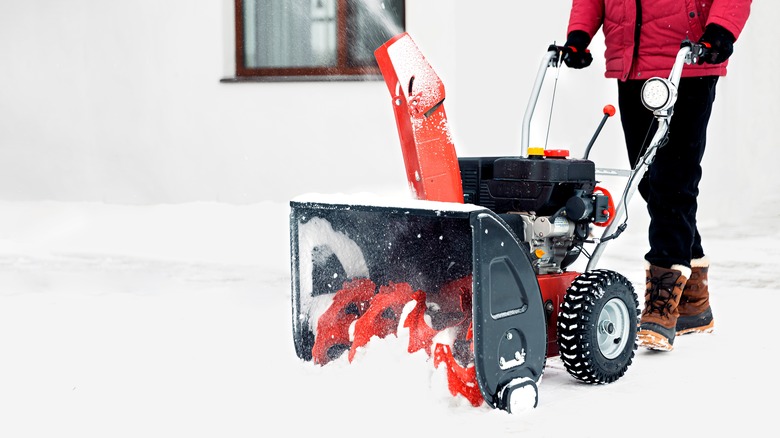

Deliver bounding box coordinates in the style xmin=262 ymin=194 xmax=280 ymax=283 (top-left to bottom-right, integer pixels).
xmin=583 ymin=104 xmax=616 ymax=159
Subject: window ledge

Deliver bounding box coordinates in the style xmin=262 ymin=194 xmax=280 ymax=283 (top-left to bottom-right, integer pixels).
xmin=220 ymin=74 xmax=383 ymax=83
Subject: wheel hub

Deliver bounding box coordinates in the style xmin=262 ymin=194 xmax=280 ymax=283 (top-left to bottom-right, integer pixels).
xmin=597 ymin=297 xmax=631 ymax=359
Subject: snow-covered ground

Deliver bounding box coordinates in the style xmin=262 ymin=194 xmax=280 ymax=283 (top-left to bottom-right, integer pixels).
xmin=1 ymin=192 xmax=778 ymax=437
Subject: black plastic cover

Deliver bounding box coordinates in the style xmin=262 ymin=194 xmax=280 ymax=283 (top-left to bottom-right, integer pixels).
xmin=458 ymin=156 xmax=597 ymax=215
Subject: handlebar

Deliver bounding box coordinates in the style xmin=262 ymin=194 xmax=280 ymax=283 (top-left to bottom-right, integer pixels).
xmin=546 ymin=44 xmax=566 ymax=66
xmin=680 ymin=39 xmax=710 ymax=66
xmin=521 ymin=40 xmax=709 ymax=156
xmin=549 ymin=40 xmax=709 ymax=68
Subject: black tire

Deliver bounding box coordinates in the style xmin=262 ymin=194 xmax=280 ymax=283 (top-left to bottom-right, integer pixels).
xmin=557 ymin=269 xmax=639 ymax=384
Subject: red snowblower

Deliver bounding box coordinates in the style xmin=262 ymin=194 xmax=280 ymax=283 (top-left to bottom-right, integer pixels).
xmin=290 ymin=32 xmax=710 ymax=413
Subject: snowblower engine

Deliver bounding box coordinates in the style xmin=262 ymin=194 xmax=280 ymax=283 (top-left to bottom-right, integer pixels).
xmin=459 ymin=154 xmax=612 ymax=275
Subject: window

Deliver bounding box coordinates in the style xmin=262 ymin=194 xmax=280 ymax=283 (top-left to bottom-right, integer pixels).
xmin=233 ymin=0 xmax=405 ymax=81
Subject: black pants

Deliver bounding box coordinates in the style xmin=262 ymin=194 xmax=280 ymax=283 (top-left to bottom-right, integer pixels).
xmin=617 ymin=76 xmax=718 ymax=268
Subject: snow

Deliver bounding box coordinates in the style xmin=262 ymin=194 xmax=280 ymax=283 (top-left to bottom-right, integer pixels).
xmin=292 ymin=191 xmax=485 ymax=212
xmin=1 ymin=191 xmax=779 ymax=437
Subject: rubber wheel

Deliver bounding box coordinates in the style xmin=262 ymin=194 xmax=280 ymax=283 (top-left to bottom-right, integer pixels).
xmin=557 ymin=269 xmax=639 ymax=384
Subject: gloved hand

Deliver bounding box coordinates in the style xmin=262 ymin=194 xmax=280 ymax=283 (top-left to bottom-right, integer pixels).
xmin=563 ymin=30 xmax=593 ymax=69
xmin=698 ymin=23 xmax=736 ymax=64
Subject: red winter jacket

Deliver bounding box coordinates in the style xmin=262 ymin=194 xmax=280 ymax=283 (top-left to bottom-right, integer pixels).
xmin=567 ymin=0 xmax=752 ymax=80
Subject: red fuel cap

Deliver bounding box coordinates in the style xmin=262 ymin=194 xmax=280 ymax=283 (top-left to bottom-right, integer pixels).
xmin=544 ymin=149 xmax=570 ymax=158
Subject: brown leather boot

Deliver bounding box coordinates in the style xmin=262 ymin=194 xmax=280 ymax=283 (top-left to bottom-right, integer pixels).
xmin=676 ymin=257 xmax=715 ymax=335
xmin=637 ymin=263 xmax=690 ymax=351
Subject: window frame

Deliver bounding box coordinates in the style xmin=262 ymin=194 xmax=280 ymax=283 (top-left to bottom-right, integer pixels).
xmin=232 ymin=0 xmax=405 ymax=82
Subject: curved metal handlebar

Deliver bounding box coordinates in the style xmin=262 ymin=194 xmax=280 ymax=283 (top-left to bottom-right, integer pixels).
xmin=517 ymin=40 xmax=709 ymax=270
xmin=585 ymin=41 xmax=704 ymax=271
xmin=521 ymin=41 xmax=709 ymax=156
xmin=520 ymin=48 xmax=560 ymax=156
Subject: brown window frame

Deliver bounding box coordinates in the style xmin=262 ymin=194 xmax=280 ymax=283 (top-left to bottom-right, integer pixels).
xmin=232 ymin=0 xmax=405 ymax=82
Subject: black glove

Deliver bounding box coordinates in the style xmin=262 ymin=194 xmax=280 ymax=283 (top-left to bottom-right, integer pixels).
xmin=698 ymin=23 xmax=736 ymax=64
xmin=563 ymin=30 xmax=593 ymax=69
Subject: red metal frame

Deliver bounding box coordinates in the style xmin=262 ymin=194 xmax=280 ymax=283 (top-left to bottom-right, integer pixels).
xmin=537 ymin=272 xmax=580 ymax=357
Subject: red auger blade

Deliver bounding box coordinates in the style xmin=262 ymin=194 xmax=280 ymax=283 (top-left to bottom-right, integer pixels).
xmin=311 ymin=278 xmax=376 ymax=365
xmin=349 ymin=282 xmax=417 ymax=361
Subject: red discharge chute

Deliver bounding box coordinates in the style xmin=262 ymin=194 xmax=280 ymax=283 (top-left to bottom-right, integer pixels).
xmin=374 ymin=32 xmax=464 ymax=204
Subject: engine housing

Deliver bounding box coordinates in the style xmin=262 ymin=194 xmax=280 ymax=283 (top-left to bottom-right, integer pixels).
xmin=458 ymin=155 xmax=609 ymax=274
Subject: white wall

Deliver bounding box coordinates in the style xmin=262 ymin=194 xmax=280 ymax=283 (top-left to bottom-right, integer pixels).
xmin=0 ymin=1 xmax=775 ymax=209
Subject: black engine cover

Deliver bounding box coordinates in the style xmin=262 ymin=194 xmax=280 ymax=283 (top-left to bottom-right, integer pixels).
xmin=458 ymin=156 xmax=597 ymax=215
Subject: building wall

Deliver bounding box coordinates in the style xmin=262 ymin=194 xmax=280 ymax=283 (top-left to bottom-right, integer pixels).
xmin=0 ymin=1 xmax=774 ymax=210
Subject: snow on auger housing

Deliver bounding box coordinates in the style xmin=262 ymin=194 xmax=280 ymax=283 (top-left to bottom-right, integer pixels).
xmin=290 ymin=32 xmax=709 ymax=413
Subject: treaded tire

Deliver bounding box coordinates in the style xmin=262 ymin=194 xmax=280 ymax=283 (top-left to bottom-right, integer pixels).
xmin=557 ymin=269 xmax=639 ymax=384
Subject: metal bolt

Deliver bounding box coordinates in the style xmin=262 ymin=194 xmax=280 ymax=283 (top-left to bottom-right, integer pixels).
xmin=600 ymin=320 xmax=615 ymax=335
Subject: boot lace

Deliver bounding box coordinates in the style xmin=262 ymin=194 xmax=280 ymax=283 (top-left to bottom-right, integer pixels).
xmin=646 ymin=272 xmax=681 ymax=317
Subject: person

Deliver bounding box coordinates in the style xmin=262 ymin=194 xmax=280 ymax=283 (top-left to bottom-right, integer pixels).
xmin=562 ymin=0 xmax=751 ymax=351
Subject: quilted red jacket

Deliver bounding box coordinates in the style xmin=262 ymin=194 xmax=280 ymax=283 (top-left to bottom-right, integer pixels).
xmin=567 ymin=0 xmax=752 ymax=80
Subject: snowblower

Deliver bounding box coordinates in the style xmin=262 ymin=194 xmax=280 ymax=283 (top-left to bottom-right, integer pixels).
xmin=290 ymin=32 xmax=710 ymax=413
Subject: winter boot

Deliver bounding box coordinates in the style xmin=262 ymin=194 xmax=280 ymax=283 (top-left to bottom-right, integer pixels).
xmin=676 ymin=257 xmax=715 ymax=335
xmin=637 ymin=263 xmax=690 ymax=351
